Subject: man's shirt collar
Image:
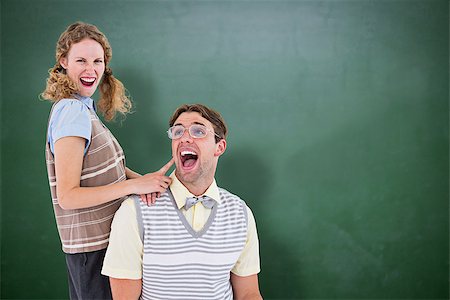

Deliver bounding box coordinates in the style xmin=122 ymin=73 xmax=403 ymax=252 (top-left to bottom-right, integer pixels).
xmin=169 ymin=171 xmax=221 ymax=209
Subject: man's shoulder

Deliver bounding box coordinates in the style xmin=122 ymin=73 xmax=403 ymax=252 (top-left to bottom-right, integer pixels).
xmin=218 ymin=187 xmax=247 ymax=206
xmin=218 ymin=186 xmax=239 ymax=198
xmin=138 ymin=192 xmax=173 ymax=212
xmin=110 ymin=197 xmax=139 ymax=234
xmin=117 ymin=196 xmax=138 ymax=216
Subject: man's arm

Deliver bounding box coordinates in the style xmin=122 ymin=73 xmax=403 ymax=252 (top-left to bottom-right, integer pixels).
xmin=231 ymin=206 xmax=262 ymax=299
xmin=230 ymin=273 xmax=263 ymax=300
xmin=110 ymin=278 xmax=141 ymax=300
xmin=101 ymin=198 xmax=144 ymax=298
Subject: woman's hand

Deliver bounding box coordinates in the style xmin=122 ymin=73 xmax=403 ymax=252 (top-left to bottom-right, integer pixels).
xmin=132 ymin=158 xmax=174 ymax=206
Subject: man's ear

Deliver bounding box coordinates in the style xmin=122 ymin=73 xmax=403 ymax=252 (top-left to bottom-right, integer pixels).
xmin=60 ymin=57 xmax=68 ymax=69
xmin=214 ymin=139 xmax=227 ymax=157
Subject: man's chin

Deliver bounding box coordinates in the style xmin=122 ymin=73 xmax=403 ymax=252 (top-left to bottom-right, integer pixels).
xmin=175 ymin=170 xmax=199 ymax=185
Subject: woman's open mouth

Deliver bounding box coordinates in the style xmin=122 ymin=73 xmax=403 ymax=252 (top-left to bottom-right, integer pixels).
xmin=80 ymin=77 xmax=96 ymax=87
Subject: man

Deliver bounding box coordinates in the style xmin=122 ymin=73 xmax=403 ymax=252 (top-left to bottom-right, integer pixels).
xmin=102 ymin=104 xmax=262 ymax=299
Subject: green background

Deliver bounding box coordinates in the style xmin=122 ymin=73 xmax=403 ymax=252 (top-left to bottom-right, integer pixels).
xmin=1 ymin=0 xmax=448 ymax=299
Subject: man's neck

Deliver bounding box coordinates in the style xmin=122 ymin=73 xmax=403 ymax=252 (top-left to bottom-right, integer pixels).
xmin=183 ymin=180 xmax=212 ymax=196
xmin=174 ymin=173 xmax=214 ymax=196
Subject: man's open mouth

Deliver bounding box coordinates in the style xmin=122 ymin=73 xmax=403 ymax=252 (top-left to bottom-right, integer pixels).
xmin=180 ymin=150 xmax=198 ymax=168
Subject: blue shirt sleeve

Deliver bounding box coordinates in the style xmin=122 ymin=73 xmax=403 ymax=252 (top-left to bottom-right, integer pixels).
xmin=48 ymin=99 xmax=92 ymax=155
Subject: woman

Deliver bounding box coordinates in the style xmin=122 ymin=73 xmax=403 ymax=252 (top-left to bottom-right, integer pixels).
xmin=42 ymin=21 xmax=172 ymax=299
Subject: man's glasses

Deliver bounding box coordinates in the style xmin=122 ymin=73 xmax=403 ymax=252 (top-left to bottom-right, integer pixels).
xmin=167 ymin=124 xmax=220 ymax=140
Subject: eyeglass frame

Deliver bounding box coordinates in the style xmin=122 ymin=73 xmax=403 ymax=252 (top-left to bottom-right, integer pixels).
xmin=167 ymin=124 xmax=222 ymax=140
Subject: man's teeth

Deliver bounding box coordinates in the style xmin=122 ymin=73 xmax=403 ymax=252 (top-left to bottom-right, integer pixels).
xmin=81 ymin=78 xmax=95 ymax=82
xmin=181 ymin=150 xmax=197 ymax=156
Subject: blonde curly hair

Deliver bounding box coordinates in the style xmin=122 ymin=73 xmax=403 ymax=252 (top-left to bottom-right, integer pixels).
xmin=41 ymin=21 xmax=132 ymax=121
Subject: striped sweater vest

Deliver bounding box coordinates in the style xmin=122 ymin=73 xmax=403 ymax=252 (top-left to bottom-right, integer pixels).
xmin=45 ymin=101 xmax=127 ymax=254
xmin=138 ymin=188 xmax=248 ymax=300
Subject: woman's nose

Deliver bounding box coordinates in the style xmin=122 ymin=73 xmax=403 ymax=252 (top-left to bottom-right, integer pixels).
xmin=85 ymin=63 xmax=94 ymax=72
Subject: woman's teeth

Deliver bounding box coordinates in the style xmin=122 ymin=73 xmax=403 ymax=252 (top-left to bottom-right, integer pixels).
xmin=80 ymin=77 xmax=95 ymax=86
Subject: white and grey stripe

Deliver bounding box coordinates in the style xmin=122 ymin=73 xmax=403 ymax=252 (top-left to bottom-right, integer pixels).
xmin=139 ymin=188 xmax=248 ymax=300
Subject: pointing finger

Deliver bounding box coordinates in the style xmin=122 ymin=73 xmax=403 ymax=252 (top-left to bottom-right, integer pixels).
xmin=158 ymin=158 xmax=174 ymax=175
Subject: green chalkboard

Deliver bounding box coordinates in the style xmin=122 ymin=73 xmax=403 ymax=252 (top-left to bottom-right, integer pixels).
xmin=1 ymin=0 xmax=448 ymax=299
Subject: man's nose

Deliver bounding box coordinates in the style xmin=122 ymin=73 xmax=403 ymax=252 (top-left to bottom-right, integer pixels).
xmin=180 ymin=129 xmax=193 ymax=142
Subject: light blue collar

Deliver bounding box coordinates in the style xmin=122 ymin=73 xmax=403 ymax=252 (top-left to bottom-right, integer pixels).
xmin=75 ymin=94 xmax=95 ymax=111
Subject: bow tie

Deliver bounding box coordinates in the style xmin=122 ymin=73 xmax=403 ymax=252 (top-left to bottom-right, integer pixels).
xmin=184 ymin=196 xmax=215 ymax=210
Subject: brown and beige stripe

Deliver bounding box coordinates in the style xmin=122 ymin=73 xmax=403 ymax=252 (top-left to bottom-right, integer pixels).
xmin=46 ymin=104 xmax=127 ymax=254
